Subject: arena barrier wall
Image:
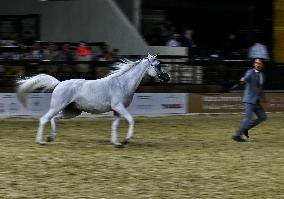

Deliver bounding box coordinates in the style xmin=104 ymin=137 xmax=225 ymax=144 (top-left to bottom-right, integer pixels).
xmin=0 ymin=93 xmax=188 ymax=116
xmin=188 ymin=93 xmax=284 ymax=113
xmin=0 ymin=93 xmax=51 ymax=116
xmin=1 ymin=93 xmax=284 ymax=117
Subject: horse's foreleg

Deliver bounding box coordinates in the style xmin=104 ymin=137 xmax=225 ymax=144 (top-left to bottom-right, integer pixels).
xmin=111 ymin=111 xmax=121 ymax=146
xmin=36 ymin=109 xmax=59 ymax=145
xmin=112 ymin=103 xmax=134 ymax=146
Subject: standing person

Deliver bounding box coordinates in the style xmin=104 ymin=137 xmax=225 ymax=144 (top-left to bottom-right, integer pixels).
xmin=180 ymin=29 xmax=198 ymax=57
xmin=232 ymin=58 xmax=267 ymax=142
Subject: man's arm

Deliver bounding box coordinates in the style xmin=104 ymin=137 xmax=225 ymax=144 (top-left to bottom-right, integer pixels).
xmin=240 ymin=70 xmax=252 ymax=84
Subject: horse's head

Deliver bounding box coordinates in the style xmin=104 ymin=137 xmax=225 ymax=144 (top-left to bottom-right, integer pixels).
xmin=146 ymin=54 xmax=170 ymax=82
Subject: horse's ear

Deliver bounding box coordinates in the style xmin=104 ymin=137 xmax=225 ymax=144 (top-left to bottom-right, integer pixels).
xmin=147 ymin=52 xmax=151 ymax=57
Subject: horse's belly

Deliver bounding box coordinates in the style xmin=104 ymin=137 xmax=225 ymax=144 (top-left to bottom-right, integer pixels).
xmin=75 ymin=104 xmax=111 ymax=113
xmin=73 ymin=100 xmax=111 ymax=113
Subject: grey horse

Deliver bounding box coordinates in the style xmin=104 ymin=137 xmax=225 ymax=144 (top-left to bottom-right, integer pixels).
xmin=16 ymin=54 xmax=170 ymax=147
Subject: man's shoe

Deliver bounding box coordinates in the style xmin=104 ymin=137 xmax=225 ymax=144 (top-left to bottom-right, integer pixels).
xmin=232 ymin=135 xmax=246 ymax=142
xmin=243 ymin=130 xmax=249 ymax=138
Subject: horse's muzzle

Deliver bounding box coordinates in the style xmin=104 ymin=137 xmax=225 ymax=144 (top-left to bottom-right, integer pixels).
xmin=158 ymin=72 xmax=170 ymax=82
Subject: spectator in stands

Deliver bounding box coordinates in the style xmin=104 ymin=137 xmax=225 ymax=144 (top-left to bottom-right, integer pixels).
xmin=112 ymin=48 xmax=121 ymax=61
xmin=60 ymin=43 xmax=74 ymax=62
xmin=180 ymin=29 xmax=198 ymax=57
xmin=25 ymin=42 xmax=44 ymax=59
xmin=98 ymin=44 xmax=113 ymax=61
xmin=166 ymin=34 xmax=181 ymax=47
xmin=38 ymin=42 xmax=60 ymax=73
xmin=248 ymin=40 xmax=270 ymax=61
xmin=76 ymin=41 xmax=92 ymax=73
xmin=222 ymin=33 xmax=240 ymax=59
xmin=76 ymin=41 xmax=91 ymax=58
xmin=43 ymin=42 xmax=60 ymax=60
xmin=59 ymin=43 xmax=75 ymax=73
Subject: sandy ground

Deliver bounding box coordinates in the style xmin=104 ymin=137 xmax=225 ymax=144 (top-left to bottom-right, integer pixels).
xmin=0 ymin=113 xmax=283 ymax=198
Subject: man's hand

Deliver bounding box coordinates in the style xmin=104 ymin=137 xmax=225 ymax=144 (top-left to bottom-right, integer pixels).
xmin=239 ymin=79 xmax=246 ymax=85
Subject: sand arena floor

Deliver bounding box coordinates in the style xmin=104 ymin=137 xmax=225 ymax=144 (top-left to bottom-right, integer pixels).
xmin=0 ymin=113 xmax=283 ymax=198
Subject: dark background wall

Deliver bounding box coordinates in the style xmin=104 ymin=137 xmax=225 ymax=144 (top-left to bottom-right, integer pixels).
xmin=142 ymin=0 xmax=272 ymax=51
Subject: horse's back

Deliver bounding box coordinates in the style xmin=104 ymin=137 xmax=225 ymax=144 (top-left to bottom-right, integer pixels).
xmin=49 ymin=77 xmax=129 ymax=113
xmin=73 ymin=79 xmax=114 ymax=112
xmin=50 ymin=79 xmax=86 ymax=107
xmin=51 ymin=78 xmax=112 ymax=113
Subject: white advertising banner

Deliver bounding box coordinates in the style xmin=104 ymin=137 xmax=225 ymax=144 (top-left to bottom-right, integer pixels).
xmin=0 ymin=93 xmax=51 ymax=116
xmin=0 ymin=93 xmax=188 ymax=116
xmin=128 ymin=93 xmax=188 ymax=115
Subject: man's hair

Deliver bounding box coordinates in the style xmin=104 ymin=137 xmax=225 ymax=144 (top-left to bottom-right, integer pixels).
xmin=252 ymin=57 xmax=265 ymax=64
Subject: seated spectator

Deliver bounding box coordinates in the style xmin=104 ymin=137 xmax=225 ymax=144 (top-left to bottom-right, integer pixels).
xmin=43 ymin=42 xmax=60 ymax=60
xmin=98 ymin=44 xmax=113 ymax=61
xmin=37 ymin=42 xmax=61 ymax=73
xmin=25 ymin=42 xmax=44 ymax=59
xmin=59 ymin=43 xmax=75 ymax=73
xmin=76 ymin=41 xmax=92 ymax=73
xmin=60 ymin=43 xmax=74 ymax=62
xmin=112 ymin=48 xmax=121 ymax=61
xmin=76 ymin=41 xmax=91 ymax=57
xmin=166 ymin=34 xmax=181 ymax=47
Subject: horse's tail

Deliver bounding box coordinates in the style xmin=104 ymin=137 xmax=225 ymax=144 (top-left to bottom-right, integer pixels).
xmin=16 ymin=74 xmax=60 ymax=107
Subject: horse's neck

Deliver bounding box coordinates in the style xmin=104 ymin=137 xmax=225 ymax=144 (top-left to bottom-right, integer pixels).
xmin=119 ymin=59 xmax=148 ymax=93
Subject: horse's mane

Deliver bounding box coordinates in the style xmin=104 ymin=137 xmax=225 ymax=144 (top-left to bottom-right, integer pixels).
xmin=107 ymin=58 xmax=142 ymax=78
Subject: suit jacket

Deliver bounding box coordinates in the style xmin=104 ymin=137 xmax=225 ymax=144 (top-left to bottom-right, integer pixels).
xmin=241 ymin=69 xmax=265 ymax=104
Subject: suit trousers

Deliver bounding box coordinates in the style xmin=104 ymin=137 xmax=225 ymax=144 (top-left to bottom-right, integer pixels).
xmin=235 ymin=102 xmax=267 ymax=137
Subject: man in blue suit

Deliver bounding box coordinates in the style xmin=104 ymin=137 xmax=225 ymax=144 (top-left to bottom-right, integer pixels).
xmin=232 ymin=58 xmax=267 ymax=142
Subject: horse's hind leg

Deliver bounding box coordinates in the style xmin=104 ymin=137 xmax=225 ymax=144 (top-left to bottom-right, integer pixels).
xmin=36 ymin=108 xmax=61 ymax=145
xmin=47 ymin=107 xmax=82 ymax=142
xmin=47 ymin=112 xmax=63 ymax=142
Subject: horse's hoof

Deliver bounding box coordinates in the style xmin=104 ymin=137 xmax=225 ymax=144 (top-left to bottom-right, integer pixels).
xmin=122 ymin=139 xmax=130 ymax=145
xmin=36 ymin=141 xmax=47 ymax=145
xmin=46 ymin=136 xmax=54 ymax=142
xmin=115 ymin=144 xmax=124 ymax=149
